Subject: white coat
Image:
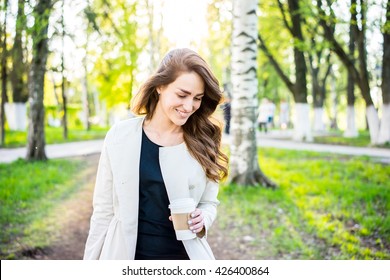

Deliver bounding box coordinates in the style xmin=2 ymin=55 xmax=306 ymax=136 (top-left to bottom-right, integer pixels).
xmin=83 ymin=116 xmax=219 ymax=260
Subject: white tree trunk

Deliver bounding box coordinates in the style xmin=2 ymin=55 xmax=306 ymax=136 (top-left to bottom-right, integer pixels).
xmin=343 ymin=105 xmax=358 ymax=137
xmin=293 ymin=103 xmax=312 ymax=142
xmin=4 ymin=102 xmax=27 ymax=131
xmin=313 ymin=107 xmax=326 ymax=132
xmin=377 ymin=103 xmax=390 ymax=144
xmin=229 ymin=0 xmax=274 ymax=187
xmin=366 ymin=104 xmax=380 ymax=144
xmin=81 ymin=73 xmax=90 ymax=130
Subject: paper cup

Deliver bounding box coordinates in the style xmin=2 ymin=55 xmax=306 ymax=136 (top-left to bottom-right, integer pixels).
xmin=169 ymin=198 xmax=197 ymax=240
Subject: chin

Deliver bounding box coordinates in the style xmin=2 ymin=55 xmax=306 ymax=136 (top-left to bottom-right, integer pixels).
xmin=174 ymin=119 xmax=188 ymax=126
xmin=170 ymin=116 xmax=189 ymax=126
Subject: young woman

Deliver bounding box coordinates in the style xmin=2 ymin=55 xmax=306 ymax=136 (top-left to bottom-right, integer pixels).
xmin=83 ymin=48 xmax=228 ymax=260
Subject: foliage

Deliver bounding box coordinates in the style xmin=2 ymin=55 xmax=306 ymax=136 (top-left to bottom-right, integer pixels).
xmin=217 ymin=148 xmax=390 ymax=259
xmin=0 ymin=158 xmax=84 ymax=259
xmin=204 ymin=0 xmax=233 ymax=86
xmin=257 ymin=0 xmax=291 ymax=101
xmin=87 ymin=0 xmax=145 ymax=109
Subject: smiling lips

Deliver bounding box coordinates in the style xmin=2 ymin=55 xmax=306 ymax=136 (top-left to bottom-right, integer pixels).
xmin=176 ymin=109 xmax=190 ymax=118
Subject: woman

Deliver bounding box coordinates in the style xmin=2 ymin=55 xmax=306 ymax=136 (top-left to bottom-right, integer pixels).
xmin=83 ymin=48 xmax=228 ymax=260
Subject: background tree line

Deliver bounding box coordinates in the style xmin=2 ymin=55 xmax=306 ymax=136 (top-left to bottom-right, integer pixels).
xmin=0 ymin=0 xmax=389 ymax=187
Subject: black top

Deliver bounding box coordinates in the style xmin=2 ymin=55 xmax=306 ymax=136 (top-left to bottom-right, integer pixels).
xmin=134 ymin=129 xmax=189 ymax=260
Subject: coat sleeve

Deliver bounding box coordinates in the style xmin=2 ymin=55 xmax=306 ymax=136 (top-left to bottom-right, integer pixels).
xmin=196 ymin=179 xmax=220 ymax=238
xmin=83 ymin=133 xmax=114 ymax=260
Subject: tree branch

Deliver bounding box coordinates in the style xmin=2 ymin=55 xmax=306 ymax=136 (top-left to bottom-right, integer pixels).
xmin=277 ymin=0 xmax=293 ymax=35
xmin=257 ymin=33 xmax=295 ymax=93
xmin=317 ymin=1 xmax=361 ymax=83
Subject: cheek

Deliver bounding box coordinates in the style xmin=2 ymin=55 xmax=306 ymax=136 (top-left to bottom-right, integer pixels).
xmin=162 ymin=97 xmax=177 ymax=110
xmin=194 ymin=102 xmax=202 ymax=112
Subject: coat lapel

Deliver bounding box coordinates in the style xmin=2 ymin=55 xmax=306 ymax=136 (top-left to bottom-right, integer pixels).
xmin=159 ymin=143 xmax=215 ymax=260
xmin=159 ymin=143 xmax=191 ymax=201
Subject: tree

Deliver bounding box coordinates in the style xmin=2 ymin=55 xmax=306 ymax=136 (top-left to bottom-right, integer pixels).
xmin=229 ymin=0 xmax=275 ymax=187
xmin=10 ymin=0 xmax=28 ymax=103
xmin=0 ymin=0 xmax=8 ymax=146
xmin=82 ymin=32 xmax=91 ymax=130
xmin=344 ymin=0 xmax=359 ymax=138
xmin=307 ymin=41 xmax=332 ymax=132
xmin=60 ymin=0 xmax=67 ymax=139
xmin=378 ymin=0 xmax=390 ymax=144
xmin=305 ymin=7 xmax=333 ymax=132
xmin=257 ymin=0 xmax=290 ymax=106
xmin=87 ymin=0 xmax=142 ymax=111
xmin=205 ymin=0 xmax=233 ymax=84
xmin=317 ymin=0 xmax=381 ymax=144
xmin=26 ymin=0 xmax=53 ymax=160
xmin=258 ymin=0 xmax=312 ymax=141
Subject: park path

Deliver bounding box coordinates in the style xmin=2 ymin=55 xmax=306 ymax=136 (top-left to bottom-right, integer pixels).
xmin=1 ymin=132 xmax=390 ymax=164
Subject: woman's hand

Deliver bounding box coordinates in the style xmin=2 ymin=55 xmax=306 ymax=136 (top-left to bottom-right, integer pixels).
xmin=169 ymin=208 xmax=205 ymax=235
xmin=188 ymin=208 xmax=204 ymax=234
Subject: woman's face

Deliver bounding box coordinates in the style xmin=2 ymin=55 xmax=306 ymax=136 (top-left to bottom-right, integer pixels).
xmin=156 ymin=71 xmax=205 ymax=127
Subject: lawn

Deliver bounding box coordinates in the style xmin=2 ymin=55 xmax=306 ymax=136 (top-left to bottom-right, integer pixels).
xmin=313 ymin=130 xmax=390 ymax=148
xmin=3 ymin=126 xmax=108 ymax=148
xmin=0 ymin=158 xmax=86 ymax=259
xmin=217 ymin=148 xmax=390 ymax=259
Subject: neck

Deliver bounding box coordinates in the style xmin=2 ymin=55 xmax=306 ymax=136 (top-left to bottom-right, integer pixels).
xmin=144 ymin=117 xmax=182 ymax=134
xmin=143 ymin=113 xmax=184 ymax=147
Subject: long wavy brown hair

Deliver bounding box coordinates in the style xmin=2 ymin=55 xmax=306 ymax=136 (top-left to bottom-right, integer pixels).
xmin=132 ymin=48 xmax=228 ymax=182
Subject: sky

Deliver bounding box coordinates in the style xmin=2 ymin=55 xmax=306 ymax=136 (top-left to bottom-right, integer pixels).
xmin=160 ymin=0 xmax=209 ymax=48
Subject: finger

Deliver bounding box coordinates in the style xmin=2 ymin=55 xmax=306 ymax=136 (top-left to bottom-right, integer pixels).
xmin=190 ymin=214 xmax=203 ymax=225
xmin=189 ymin=220 xmax=204 ymax=233
xmin=189 ymin=209 xmax=203 ymax=224
xmin=189 ymin=212 xmax=204 ymax=232
xmin=190 ymin=208 xmax=202 ymax=218
xmin=190 ymin=221 xmax=203 ymax=230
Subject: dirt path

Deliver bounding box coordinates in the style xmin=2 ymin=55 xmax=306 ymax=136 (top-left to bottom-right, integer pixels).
xmin=26 ymin=153 xmax=246 ymax=260
xmin=27 ymin=154 xmax=98 ymax=260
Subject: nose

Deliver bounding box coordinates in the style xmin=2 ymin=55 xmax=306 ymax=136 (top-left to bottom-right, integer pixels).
xmin=182 ymin=98 xmax=193 ymax=112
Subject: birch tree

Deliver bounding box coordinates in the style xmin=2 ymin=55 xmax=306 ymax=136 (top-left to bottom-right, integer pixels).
xmin=26 ymin=0 xmax=52 ymax=160
xmin=229 ymin=0 xmax=275 ymax=187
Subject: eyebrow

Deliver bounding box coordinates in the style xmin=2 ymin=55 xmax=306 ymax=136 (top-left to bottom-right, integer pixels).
xmin=178 ymin=88 xmax=204 ymax=96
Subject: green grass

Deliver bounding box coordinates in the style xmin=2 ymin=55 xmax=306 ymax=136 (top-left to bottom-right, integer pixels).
xmin=313 ymin=130 xmax=389 ymax=148
xmin=218 ymin=148 xmax=390 ymax=259
xmin=0 ymin=158 xmax=85 ymax=259
xmin=3 ymin=126 xmax=108 ymax=148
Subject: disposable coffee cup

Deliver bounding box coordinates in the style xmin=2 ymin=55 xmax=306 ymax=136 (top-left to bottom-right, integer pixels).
xmin=169 ymin=198 xmax=197 ymax=240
